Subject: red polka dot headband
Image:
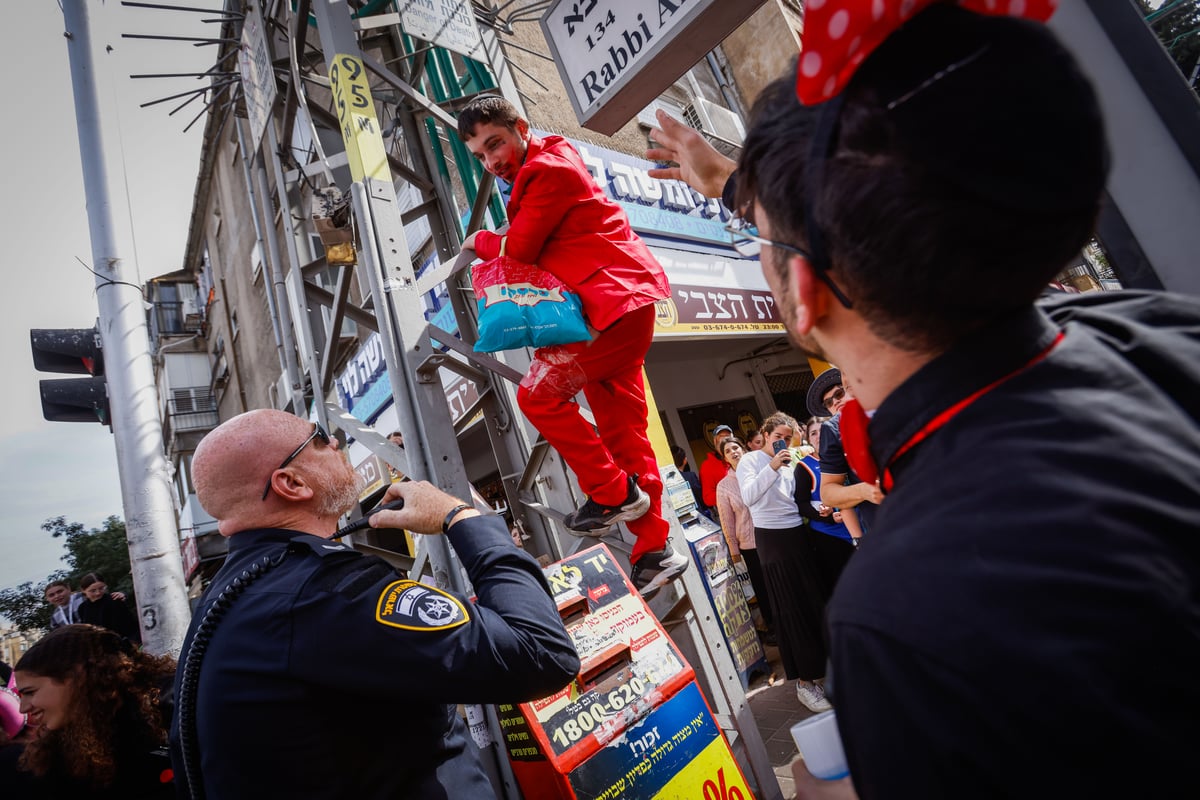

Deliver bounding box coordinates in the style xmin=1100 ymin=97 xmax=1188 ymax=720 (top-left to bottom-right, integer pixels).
xmin=795 ymin=0 xmax=1058 ymax=104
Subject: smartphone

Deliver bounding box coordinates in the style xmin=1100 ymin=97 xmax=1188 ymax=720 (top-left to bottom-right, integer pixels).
xmin=772 ymin=440 xmax=789 ymax=455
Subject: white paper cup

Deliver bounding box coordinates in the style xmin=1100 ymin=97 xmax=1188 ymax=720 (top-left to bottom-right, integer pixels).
xmin=789 ymin=709 xmax=849 ymax=780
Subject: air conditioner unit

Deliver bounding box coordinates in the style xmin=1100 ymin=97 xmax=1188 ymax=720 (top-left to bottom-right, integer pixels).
xmin=683 ymin=97 xmax=746 ymax=146
xmin=180 ymin=296 xmax=202 ymax=331
xmin=637 ymin=98 xmax=687 ymax=129
xmin=210 ymin=355 xmax=229 ymax=391
xmin=175 ymin=283 xmax=202 ymax=331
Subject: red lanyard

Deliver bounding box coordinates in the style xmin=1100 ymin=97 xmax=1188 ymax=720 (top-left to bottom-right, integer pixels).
xmin=841 ymin=332 xmax=1063 ymax=493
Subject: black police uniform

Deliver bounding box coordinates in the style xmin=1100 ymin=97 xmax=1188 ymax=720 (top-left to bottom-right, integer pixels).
xmin=170 ymin=514 xmax=579 ymax=799
xmin=828 ymin=292 xmax=1200 ymax=799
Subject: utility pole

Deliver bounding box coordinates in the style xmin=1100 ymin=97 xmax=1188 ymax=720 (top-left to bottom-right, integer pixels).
xmin=61 ymin=0 xmax=191 ymax=656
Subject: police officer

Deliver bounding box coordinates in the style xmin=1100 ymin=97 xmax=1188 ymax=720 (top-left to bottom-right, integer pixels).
xmin=170 ymin=409 xmax=579 ymax=799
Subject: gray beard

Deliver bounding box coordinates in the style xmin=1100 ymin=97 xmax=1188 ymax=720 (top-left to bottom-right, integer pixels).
xmin=319 ymin=468 xmax=366 ymax=518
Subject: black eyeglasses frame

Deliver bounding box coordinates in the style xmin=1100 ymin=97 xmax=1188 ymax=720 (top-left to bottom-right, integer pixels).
xmin=261 ymin=422 xmax=331 ymax=501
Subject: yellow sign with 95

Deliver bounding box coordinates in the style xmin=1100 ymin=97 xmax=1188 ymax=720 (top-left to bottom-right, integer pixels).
xmin=329 ymin=53 xmax=388 ymax=182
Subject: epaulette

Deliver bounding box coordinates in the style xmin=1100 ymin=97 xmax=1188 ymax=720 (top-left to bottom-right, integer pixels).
xmin=287 ymin=535 xmax=361 ymax=558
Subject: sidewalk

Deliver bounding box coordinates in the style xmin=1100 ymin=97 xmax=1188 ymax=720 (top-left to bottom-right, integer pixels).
xmin=745 ymin=642 xmax=820 ymax=799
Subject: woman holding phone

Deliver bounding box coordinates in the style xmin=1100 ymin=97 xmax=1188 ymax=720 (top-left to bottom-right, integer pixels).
xmin=736 ymin=411 xmax=835 ymax=712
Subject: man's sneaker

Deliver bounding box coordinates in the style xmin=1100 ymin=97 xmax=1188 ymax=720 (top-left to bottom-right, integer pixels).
xmin=630 ymin=546 xmax=690 ymax=597
xmin=563 ymin=475 xmax=651 ymax=534
xmin=795 ymin=681 xmax=832 ymax=713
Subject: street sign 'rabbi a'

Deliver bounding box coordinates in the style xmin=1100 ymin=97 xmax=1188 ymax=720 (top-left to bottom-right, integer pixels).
xmin=540 ymin=0 xmax=767 ymax=135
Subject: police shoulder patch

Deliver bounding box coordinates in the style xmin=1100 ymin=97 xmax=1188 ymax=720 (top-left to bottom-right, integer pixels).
xmin=375 ymin=580 xmax=470 ymax=631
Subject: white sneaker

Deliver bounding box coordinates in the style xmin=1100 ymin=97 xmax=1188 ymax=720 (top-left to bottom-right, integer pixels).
xmin=796 ymin=681 xmax=832 ymax=712
xmin=630 ymin=546 xmax=690 ymax=598
xmin=563 ymin=475 xmax=651 ymax=534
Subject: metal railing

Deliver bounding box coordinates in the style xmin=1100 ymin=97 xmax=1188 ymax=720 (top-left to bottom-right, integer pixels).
xmin=165 ymin=388 xmax=219 ymax=433
xmin=150 ymin=301 xmax=204 ymax=341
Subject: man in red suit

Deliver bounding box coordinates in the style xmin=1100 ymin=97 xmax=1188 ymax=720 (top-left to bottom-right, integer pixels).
xmin=459 ymin=95 xmax=687 ymax=596
xmin=699 ymin=424 xmax=734 ymax=511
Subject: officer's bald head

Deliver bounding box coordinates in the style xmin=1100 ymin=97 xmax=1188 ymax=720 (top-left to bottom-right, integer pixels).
xmin=194 ymin=409 xmax=311 ymax=533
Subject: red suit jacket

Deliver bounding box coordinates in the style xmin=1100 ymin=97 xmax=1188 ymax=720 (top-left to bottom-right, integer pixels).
xmin=474 ymin=135 xmax=669 ymax=331
xmin=700 ymin=451 xmax=729 ymax=509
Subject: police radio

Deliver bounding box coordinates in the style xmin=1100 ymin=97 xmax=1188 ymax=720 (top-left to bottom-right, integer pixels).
xmin=334 ymin=498 xmax=405 ymax=538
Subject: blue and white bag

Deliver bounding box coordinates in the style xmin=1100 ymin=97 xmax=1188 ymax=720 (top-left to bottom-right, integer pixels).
xmin=471 ymin=253 xmax=591 ymax=353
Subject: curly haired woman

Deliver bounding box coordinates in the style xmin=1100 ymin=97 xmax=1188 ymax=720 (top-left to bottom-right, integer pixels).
xmin=13 ymin=624 xmax=176 ymax=799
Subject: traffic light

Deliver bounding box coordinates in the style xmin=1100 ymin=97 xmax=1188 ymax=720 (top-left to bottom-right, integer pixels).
xmin=30 ymin=327 xmax=111 ymax=425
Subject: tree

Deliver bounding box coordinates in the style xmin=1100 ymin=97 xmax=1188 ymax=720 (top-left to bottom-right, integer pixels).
xmin=0 ymin=515 xmax=134 ymax=634
xmin=0 ymin=581 xmax=58 ymax=632
xmin=1138 ymin=0 xmax=1200 ymax=94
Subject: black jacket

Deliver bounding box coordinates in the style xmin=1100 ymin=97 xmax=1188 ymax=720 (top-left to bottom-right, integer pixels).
xmin=78 ymin=593 xmax=142 ymax=645
xmin=829 ymin=292 xmax=1200 ymax=799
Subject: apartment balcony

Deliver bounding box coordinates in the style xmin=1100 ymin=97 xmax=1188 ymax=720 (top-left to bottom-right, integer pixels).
xmin=150 ymin=300 xmax=204 ymax=345
xmin=164 ymin=386 xmax=219 ymax=443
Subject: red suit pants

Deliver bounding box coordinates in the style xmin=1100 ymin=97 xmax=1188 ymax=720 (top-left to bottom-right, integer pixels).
xmin=516 ymin=304 xmax=669 ymax=562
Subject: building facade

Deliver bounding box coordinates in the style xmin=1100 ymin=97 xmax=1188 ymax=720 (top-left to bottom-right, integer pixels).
xmin=144 ymin=0 xmax=819 ymax=592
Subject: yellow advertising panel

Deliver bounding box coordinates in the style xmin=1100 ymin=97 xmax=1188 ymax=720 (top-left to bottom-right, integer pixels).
xmin=329 ymin=53 xmax=389 ymax=182
xmin=652 ymin=736 xmax=753 ymax=800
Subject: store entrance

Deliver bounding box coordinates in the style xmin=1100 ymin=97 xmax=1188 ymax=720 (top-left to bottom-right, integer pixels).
xmin=764 ymin=369 xmax=818 ymax=424
xmin=675 ymin=397 xmax=762 ymax=474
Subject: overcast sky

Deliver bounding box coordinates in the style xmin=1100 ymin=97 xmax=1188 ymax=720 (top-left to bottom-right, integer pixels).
xmin=0 ymin=2 xmax=218 ymax=597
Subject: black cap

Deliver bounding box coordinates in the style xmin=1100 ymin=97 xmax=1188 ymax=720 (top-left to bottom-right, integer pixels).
xmin=806 ymin=368 xmax=842 ymax=418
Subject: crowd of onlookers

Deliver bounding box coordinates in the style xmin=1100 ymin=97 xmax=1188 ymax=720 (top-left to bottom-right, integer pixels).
xmin=1 ymin=578 xmax=173 ymax=798
xmin=686 ymin=367 xmax=884 ymax=712
xmin=44 ymin=576 xmax=141 ymax=645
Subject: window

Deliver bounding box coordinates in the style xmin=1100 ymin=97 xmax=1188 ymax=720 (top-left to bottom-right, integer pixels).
xmin=168 ymin=388 xmax=218 ymax=433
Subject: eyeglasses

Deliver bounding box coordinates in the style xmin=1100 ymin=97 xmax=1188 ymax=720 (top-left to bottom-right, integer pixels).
xmin=262 ymin=422 xmax=331 ymax=500
xmin=724 ymin=218 xmax=810 ymax=261
xmin=724 ymin=218 xmax=855 ymax=310
xmin=822 ymin=386 xmax=846 ymax=411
